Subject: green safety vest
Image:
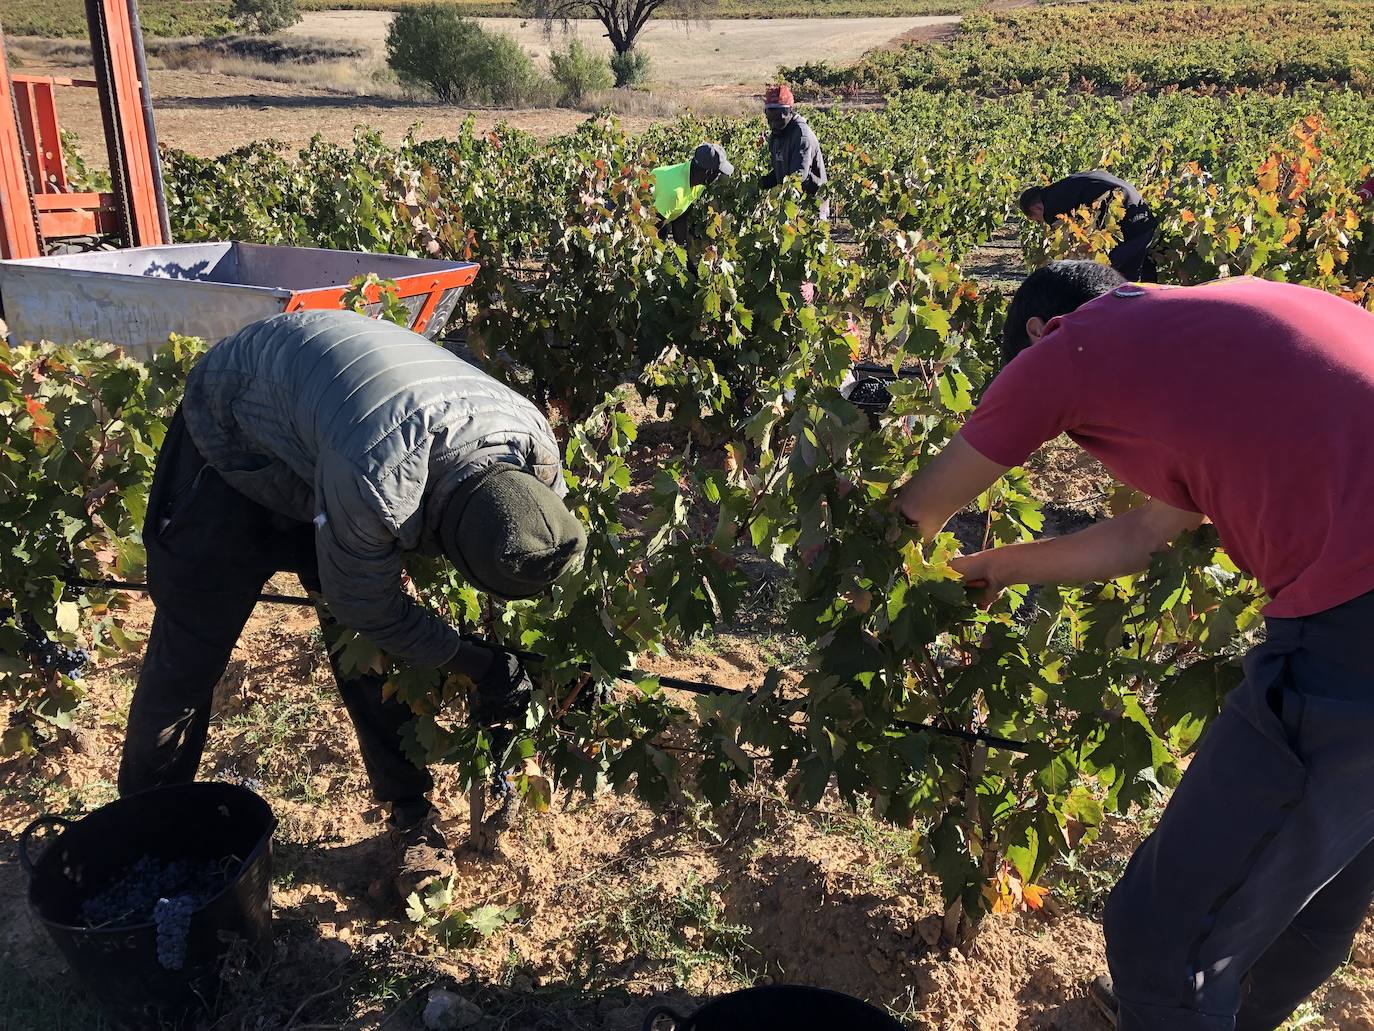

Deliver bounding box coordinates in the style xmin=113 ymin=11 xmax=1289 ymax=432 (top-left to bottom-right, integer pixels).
xmin=652 ymin=161 xmax=704 ymax=223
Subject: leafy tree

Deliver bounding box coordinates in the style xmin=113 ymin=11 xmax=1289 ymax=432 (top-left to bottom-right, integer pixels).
xmin=549 ymin=39 xmax=614 ymax=105
xmin=386 ymin=9 xmax=545 ymax=106
xmin=521 ymin=0 xmax=714 ymax=61
xmin=609 ymin=48 xmax=651 ymax=87
xmin=230 ymin=0 xmax=300 ymax=35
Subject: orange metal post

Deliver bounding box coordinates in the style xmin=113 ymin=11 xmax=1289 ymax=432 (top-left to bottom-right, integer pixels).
xmin=0 ymin=21 xmax=41 ymax=258
xmin=93 ymin=0 xmax=164 ymax=247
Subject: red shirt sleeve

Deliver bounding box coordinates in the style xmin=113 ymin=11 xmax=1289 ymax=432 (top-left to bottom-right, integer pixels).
xmin=959 ymin=329 xmax=1081 ymax=467
xmin=1359 ymin=175 xmax=1374 ymax=203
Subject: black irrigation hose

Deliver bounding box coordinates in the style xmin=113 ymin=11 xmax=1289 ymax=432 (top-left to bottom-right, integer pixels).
xmin=636 ymin=669 xmax=1033 ymax=755
xmin=76 ymin=577 xmax=317 ymax=608
xmin=75 ymin=578 xmax=1030 ymax=753
xmin=70 ymin=577 xmax=546 ymax=665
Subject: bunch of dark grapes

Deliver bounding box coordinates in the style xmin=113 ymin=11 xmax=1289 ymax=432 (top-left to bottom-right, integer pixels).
xmin=15 ymin=611 xmax=87 ymax=678
xmin=154 ymin=896 xmax=195 ymax=970
xmin=847 ymin=377 xmax=893 ymax=409
xmin=79 ymin=855 xmax=241 ymax=970
xmin=81 ymin=855 xmax=162 ymax=926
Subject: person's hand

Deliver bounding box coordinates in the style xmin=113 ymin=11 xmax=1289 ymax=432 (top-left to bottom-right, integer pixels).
xmin=948 ymin=550 xmax=1006 ymax=609
xmin=445 ymin=645 xmax=532 ymax=726
xmin=471 ymin=650 xmax=533 ymax=727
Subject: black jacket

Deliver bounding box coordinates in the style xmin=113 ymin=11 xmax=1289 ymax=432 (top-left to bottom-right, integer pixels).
xmin=1042 ymin=170 xmax=1150 ymax=223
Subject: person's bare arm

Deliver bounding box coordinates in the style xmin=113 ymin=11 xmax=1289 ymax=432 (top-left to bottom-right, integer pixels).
xmin=950 ymin=499 xmax=1205 ymax=607
xmin=896 ymin=432 xmax=1011 ymax=541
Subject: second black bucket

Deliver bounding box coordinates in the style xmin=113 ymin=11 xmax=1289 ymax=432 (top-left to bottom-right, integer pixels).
xmin=20 ymin=781 xmax=276 ymax=1030
xmin=642 ymin=984 xmax=906 ymax=1030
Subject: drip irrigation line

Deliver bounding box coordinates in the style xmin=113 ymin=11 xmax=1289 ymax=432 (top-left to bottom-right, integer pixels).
xmin=633 ymin=669 xmax=1033 ymax=755
xmin=77 ymin=577 xmax=317 ymax=608
xmin=70 ymin=577 xmax=545 ymax=665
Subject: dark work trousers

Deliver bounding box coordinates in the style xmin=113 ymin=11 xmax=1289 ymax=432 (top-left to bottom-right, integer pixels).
xmin=1105 ymin=588 xmax=1374 ymax=1030
xmin=118 ymin=410 xmax=434 ymax=818
xmin=1109 ymin=211 xmax=1158 ymax=282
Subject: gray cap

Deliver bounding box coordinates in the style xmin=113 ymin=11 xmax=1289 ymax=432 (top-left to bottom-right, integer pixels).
xmin=691 ymin=143 xmax=734 ymax=178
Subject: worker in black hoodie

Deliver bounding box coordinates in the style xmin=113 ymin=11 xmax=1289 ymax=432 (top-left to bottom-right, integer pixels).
xmin=1020 ymin=170 xmax=1157 ymax=281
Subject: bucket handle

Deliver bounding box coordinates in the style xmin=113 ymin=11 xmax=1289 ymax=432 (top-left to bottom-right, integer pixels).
xmin=18 ymin=814 xmax=72 ymax=877
xmin=641 ymin=1004 xmax=689 ymax=1031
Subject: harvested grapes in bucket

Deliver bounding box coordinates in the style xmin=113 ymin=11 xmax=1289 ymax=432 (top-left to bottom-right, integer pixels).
xmin=79 ymin=855 xmax=242 ymax=970
xmin=847 ymin=378 xmax=893 ymax=408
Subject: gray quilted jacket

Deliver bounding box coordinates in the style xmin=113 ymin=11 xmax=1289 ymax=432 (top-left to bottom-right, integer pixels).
xmin=181 ymin=310 xmax=564 ymax=667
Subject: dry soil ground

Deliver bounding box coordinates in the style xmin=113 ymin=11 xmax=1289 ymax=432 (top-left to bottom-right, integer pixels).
xmin=285 ymin=12 xmax=962 ymax=89
xmin=8 ymin=13 xmax=956 ymax=159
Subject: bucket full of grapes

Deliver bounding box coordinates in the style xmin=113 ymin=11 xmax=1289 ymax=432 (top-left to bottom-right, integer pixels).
xmin=19 ymin=781 xmax=276 ymax=1029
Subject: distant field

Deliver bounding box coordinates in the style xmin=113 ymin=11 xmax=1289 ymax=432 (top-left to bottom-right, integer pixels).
xmin=286 ymin=11 xmax=960 ymax=89
xmin=0 ymin=0 xmax=232 ymax=37
xmin=784 ymin=0 xmax=1374 ymax=95
xmin=0 ymin=0 xmax=982 ymax=38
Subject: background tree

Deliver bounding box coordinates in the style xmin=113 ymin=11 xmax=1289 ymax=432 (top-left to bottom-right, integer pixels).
xmin=230 ymin=0 xmax=300 ymax=34
xmin=521 ymin=0 xmax=715 ymax=81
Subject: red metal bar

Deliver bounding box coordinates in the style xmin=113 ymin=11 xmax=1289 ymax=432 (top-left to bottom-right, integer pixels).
xmin=32 ymin=192 xmax=119 ymax=238
xmin=12 ymin=74 xmax=101 ymax=89
xmin=32 ymin=192 xmax=112 ymax=211
xmin=14 ymin=78 xmax=69 ymax=192
xmin=0 ymin=20 xmax=41 ymax=258
xmin=39 ymin=206 xmax=120 ymax=237
xmin=411 ymin=278 xmax=445 ymax=334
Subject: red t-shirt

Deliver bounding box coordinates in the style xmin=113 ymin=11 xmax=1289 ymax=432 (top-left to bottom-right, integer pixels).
xmin=961 ymin=277 xmax=1374 ymax=617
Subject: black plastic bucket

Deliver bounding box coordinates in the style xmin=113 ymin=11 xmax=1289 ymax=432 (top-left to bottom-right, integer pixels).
xmin=20 ymin=781 xmax=276 ymax=1029
xmin=643 ymin=985 xmax=906 ymax=1030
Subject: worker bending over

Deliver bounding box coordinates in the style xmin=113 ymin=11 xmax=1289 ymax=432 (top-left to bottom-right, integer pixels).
xmin=119 ymin=311 xmax=586 ymax=896
xmin=651 ymin=143 xmax=733 ymax=246
xmin=1019 ymin=171 xmax=1156 ymax=281
xmin=898 ymin=261 xmax=1374 ymax=1031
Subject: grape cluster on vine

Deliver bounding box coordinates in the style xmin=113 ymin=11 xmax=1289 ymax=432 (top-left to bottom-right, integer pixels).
xmin=2 ymin=609 xmax=89 ymax=678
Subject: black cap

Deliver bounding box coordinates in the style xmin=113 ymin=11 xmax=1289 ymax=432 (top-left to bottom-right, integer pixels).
xmin=691 ymin=143 xmax=734 ymax=178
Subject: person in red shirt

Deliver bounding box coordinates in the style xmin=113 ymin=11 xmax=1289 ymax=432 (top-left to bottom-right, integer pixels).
xmin=897 ymin=260 xmax=1374 ymax=1031
xmin=1357 ymin=173 xmax=1374 ymax=204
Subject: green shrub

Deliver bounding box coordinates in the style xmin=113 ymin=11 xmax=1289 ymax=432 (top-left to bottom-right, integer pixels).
xmin=386 ymin=8 xmax=544 ymax=105
xmin=231 ymin=0 xmax=300 ymax=33
xmin=610 ymin=48 xmax=651 ymax=88
xmin=549 ymin=38 xmax=613 ymax=105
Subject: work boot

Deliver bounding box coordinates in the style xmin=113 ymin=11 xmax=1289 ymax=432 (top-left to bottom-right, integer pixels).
xmin=1088 ymin=974 xmax=1118 ymax=1027
xmin=388 ymin=804 xmax=452 ymax=900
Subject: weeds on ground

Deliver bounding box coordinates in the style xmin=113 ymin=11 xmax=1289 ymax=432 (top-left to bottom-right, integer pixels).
xmin=571 ymin=875 xmax=755 ymax=992
xmin=219 ymin=684 xmax=335 ymax=806
xmin=809 ymin=799 xmax=923 ymax=893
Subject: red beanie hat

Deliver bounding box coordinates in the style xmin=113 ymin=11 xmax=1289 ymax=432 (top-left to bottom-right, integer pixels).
xmin=764 ymin=83 xmax=794 ymax=109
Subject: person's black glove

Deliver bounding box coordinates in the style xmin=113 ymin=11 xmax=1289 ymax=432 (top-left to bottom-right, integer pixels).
xmin=463 ymin=648 xmax=532 ymax=727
